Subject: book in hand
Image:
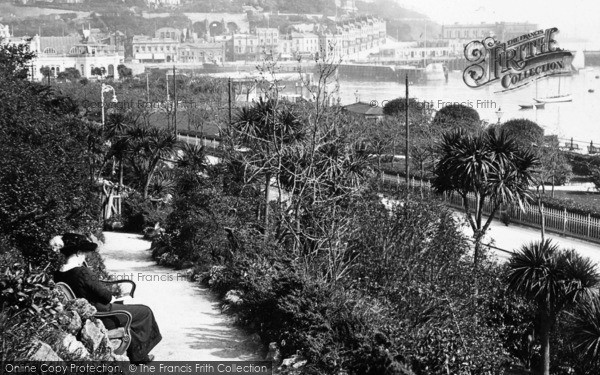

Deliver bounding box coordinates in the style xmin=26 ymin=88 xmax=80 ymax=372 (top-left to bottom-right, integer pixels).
xmin=112 ymin=294 xmax=133 ymax=304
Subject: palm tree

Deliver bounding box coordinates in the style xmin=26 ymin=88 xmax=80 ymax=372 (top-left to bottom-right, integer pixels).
xmin=569 ymin=295 xmax=600 ymax=368
xmin=177 ymin=142 xmax=208 ymax=173
xmin=506 ymin=240 xmax=600 ymax=375
xmin=105 ymin=113 xmax=132 ymax=194
xmin=432 ymin=129 xmax=538 ymax=268
xmin=230 ymin=98 xmax=304 ymax=229
xmin=126 ymin=125 xmax=178 ymax=199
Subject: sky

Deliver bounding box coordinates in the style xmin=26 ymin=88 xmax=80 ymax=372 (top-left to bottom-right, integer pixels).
xmin=397 ymin=0 xmax=600 ymax=48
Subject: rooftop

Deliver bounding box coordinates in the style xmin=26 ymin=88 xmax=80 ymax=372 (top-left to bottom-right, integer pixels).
xmin=343 ymin=102 xmax=384 ymax=116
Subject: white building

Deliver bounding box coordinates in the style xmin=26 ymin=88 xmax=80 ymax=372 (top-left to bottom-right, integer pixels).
xmin=131 ymin=35 xmax=179 ymax=63
xmin=255 ymin=27 xmax=279 ymax=57
xmin=178 ymin=42 xmax=225 ymax=64
xmin=2 ymin=29 xmax=123 ymax=81
xmin=32 ymin=36 xmax=123 ymax=80
xmin=228 ymin=33 xmax=259 ymax=61
xmin=288 ymin=32 xmax=319 ymax=58
xmin=146 ymin=0 xmax=180 ymax=7
xmin=318 ymin=16 xmax=386 ymax=60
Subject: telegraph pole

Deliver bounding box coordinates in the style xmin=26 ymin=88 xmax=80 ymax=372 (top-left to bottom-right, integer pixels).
xmin=165 ymin=71 xmax=170 ymax=129
xmin=405 ymin=74 xmax=410 ymax=185
xmin=228 ymin=77 xmax=232 ymax=125
xmin=173 ymin=65 xmax=177 ymax=136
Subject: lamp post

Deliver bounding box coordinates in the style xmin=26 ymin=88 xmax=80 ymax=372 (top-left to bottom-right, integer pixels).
xmin=495 ymin=107 xmax=503 ymax=125
xmin=101 ymin=83 xmax=118 ymax=128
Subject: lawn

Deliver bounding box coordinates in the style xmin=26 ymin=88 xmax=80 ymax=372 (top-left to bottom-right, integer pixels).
xmin=544 ymin=189 xmax=600 ymax=213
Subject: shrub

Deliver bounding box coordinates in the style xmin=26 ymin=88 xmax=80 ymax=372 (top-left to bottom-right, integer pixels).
xmin=540 ymin=194 xmax=600 ymax=219
xmin=565 ymin=153 xmax=600 ymax=176
xmin=0 ymin=261 xmax=63 ymax=360
xmin=210 ymin=251 xmax=415 ymax=374
xmin=592 ymin=167 xmax=600 ymax=191
xmin=432 ymin=103 xmax=481 ymax=133
xmin=121 ymin=192 xmax=170 ymax=233
xmin=500 ymin=119 xmax=544 ymax=150
xmin=0 ymin=76 xmax=102 ymax=266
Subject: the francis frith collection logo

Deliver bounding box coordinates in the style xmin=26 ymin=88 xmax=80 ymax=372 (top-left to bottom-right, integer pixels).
xmin=463 ymin=27 xmax=573 ymax=92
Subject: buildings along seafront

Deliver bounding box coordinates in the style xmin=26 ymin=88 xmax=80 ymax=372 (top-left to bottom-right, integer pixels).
xmin=1 ymin=24 xmax=123 ymax=81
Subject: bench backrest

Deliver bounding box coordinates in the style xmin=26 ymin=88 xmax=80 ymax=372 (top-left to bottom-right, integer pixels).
xmin=55 ymin=282 xmax=77 ymax=300
xmin=54 ymin=281 xmax=132 ymax=356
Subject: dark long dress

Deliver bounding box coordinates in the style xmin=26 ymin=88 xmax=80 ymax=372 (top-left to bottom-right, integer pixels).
xmin=54 ymin=267 xmax=162 ymax=362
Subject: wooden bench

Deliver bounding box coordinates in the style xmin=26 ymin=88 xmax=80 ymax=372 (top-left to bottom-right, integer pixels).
xmin=55 ymin=280 xmax=136 ymax=356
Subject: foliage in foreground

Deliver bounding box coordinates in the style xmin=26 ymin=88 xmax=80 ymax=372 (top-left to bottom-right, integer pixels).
xmin=506 ymin=240 xmax=600 ymax=375
xmin=0 ymin=42 xmax=111 ymax=362
xmin=154 ymin=147 xmax=536 ymax=374
xmin=0 ymin=74 xmax=102 ymax=266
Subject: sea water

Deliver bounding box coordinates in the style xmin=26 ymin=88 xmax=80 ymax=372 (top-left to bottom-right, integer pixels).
xmin=338 ymin=67 xmax=600 ymax=149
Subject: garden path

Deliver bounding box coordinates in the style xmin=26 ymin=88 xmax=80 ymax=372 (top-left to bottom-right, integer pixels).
xmin=459 ymin=215 xmax=600 ymax=264
xmin=99 ymin=231 xmax=260 ymax=361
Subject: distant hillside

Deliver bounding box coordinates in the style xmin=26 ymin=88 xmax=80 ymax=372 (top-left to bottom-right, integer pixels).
xmin=178 ymin=0 xmax=336 ymax=14
xmin=183 ymin=0 xmax=425 ymax=17
xmin=257 ymin=0 xmax=337 ymax=14
xmin=355 ymin=0 xmax=428 ymax=20
xmin=355 ymin=0 xmax=437 ymax=41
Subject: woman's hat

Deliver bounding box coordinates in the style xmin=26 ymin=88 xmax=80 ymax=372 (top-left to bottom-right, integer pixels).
xmin=56 ymin=233 xmax=98 ymax=256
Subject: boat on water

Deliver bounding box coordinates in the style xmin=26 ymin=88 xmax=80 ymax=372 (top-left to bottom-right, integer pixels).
xmin=534 ymin=74 xmax=572 ymax=103
xmin=424 ymin=63 xmax=448 ymax=81
xmin=534 ymin=94 xmax=572 ymax=103
xmin=519 ymin=103 xmax=545 ymax=110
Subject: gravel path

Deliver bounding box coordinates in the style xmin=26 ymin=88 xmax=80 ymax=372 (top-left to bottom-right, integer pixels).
xmin=99 ymin=231 xmax=260 ymax=361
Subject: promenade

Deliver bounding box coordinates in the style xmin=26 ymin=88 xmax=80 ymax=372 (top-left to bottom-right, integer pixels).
xmin=100 ymin=232 xmax=260 ymax=361
xmin=458 ymin=214 xmax=600 ymax=264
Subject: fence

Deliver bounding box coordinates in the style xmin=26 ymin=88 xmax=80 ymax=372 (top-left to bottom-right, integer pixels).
xmin=382 ymin=173 xmax=600 ymax=244
xmin=177 ymin=133 xmax=220 ymax=150
xmin=172 ymin=131 xmax=600 ymax=244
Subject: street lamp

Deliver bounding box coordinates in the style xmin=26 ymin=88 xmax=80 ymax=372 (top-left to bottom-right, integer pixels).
xmin=101 ymin=83 xmax=118 ymax=128
xmin=495 ymin=107 xmax=503 ymax=124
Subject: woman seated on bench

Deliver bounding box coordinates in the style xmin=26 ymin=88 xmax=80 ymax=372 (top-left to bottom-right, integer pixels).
xmin=52 ymin=233 xmax=161 ymax=364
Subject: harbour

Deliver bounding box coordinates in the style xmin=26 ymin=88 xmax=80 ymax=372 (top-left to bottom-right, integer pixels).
xmin=337 ymin=67 xmax=600 ymax=150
